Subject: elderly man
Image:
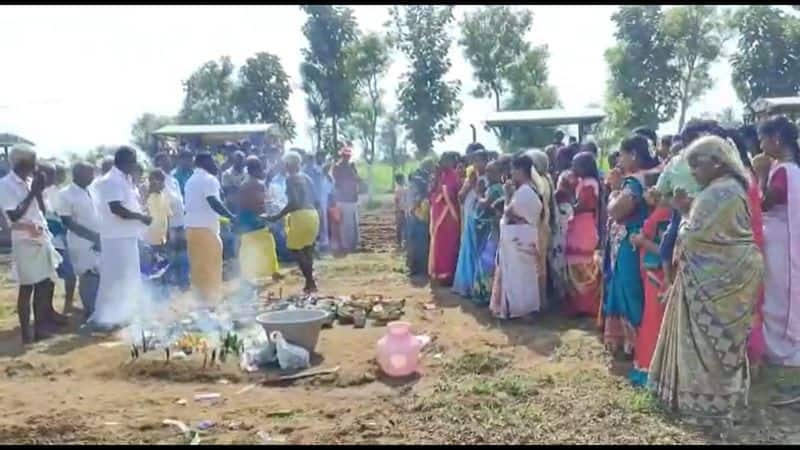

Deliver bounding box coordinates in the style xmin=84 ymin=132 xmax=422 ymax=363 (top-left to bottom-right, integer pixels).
xmin=184 ymin=152 xmax=234 ymax=304
xmin=57 ymin=162 xmax=101 ymax=321
xmin=85 ymin=147 xmax=151 ymax=332
xmin=0 ymin=144 xmax=61 ymax=343
xmin=332 ymin=144 xmax=361 ymax=253
xmin=265 ymin=151 xmax=320 ymax=293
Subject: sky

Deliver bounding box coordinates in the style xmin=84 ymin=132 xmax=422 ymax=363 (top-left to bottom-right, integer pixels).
xmin=0 ymin=5 xmax=742 ymax=159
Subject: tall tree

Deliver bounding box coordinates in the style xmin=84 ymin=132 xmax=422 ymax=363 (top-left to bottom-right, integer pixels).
xmin=729 ymin=6 xmax=800 ymax=110
xmin=663 ymin=5 xmax=728 ymax=130
xmin=300 ymin=5 xmax=360 ymax=154
xmin=390 ymin=5 xmax=462 ymax=157
xmin=605 ymin=6 xmax=679 ymax=129
xmin=130 ymin=113 xmax=174 ymax=155
xmin=348 ymin=32 xmax=391 ymax=200
xmin=234 ymin=52 xmax=296 ymax=140
xmin=458 ymin=6 xmax=535 ymax=111
xmin=379 ymin=110 xmax=407 ymax=187
xmin=300 ymin=63 xmax=327 ymax=154
xmin=179 ymin=56 xmax=238 ymax=124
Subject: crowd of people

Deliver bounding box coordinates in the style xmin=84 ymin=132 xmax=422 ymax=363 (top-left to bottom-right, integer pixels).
xmin=395 ymin=117 xmax=800 ymax=428
xmin=3 ymin=112 xmax=800 ymax=428
xmin=0 ymin=140 xmax=364 ymax=340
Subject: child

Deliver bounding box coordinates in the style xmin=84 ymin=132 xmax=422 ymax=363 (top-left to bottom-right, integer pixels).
xmin=394 ymin=173 xmax=408 ymax=249
xmin=142 ymin=169 xmax=171 ymax=298
xmin=145 ymin=169 xmax=171 ymax=249
xmin=406 ymin=169 xmax=431 ymax=277
xmin=627 ymin=173 xmax=671 ymax=387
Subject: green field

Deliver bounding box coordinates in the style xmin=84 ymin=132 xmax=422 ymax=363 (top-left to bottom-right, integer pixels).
xmin=356 ymin=161 xmax=419 ymax=194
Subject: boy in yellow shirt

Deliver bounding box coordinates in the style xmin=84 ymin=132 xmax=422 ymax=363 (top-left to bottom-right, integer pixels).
xmin=145 ymin=169 xmax=172 ymax=248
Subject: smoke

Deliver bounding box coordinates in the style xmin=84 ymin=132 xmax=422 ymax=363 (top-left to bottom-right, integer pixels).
xmin=118 ymin=279 xmax=261 ymax=352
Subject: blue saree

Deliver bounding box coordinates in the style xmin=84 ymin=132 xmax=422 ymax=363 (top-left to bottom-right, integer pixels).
xmin=602 ymin=175 xmax=648 ymax=353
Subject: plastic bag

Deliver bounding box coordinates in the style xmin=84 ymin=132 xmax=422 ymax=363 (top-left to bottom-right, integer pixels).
xmin=239 ymin=340 xmax=278 ymax=372
xmin=270 ymin=331 xmax=310 ymax=371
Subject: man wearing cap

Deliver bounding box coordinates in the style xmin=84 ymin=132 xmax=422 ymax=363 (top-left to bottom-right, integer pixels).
xmin=332 ymin=144 xmax=361 ymax=253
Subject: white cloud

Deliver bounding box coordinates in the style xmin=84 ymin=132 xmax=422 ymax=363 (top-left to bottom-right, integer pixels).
xmin=0 ymin=5 xmax=740 ymax=159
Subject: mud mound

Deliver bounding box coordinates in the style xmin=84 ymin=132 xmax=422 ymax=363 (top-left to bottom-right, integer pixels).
xmin=0 ymin=411 xmax=99 ymax=444
xmin=102 ymin=358 xmax=246 ymax=384
xmin=359 ymin=202 xmax=397 ymax=254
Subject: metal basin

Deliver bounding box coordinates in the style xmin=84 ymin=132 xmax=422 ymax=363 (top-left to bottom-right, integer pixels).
xmin=255 ymin=309 xmax=330 ymax=353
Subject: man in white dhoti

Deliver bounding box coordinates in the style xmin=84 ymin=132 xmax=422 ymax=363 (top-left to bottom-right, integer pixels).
xmin=84 ymin=147 xmax=151 ymax=332
xmin=58 ymin=162 xmax=101 ymax=321
xmin=0 ymin=144 xmax=62 ymax=343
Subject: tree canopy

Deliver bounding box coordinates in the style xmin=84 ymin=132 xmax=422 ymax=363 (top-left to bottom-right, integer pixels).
xmin=729 ymin=6 xmax=800 ymax=109
xmin=390 ymin=5 xmax=462 ymax=157
xmin=663 ymin=5 xmax=728 ymax=130
xmin=178 ymin=56 xmax=238 ymax=125
xmin=234 ymin=52 xmax=296 ymax=139
xmin=605 ymin=6 xmax=679 ymax=129
xmin=300 ymin=5 xmax=360 ymax=154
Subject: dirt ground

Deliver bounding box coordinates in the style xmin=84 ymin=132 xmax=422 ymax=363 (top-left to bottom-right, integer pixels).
xmin=1 ymin=199 xmax=800 ymax=444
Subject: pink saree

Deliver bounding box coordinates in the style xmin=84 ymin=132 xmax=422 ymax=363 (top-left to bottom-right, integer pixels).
xmin=428 ymin=168 xmax=461 ymax=284
xmin=762 ymin=163 xmax=800 ymax=366
xmin=565 ymin=178 xmax=601 ymax=316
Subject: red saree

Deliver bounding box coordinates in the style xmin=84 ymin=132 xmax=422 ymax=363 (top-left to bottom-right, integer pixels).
xmin=428 ymin=168 xmax=461 ymax=285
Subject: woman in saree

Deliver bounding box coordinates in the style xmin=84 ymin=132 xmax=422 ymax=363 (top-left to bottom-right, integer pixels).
xmin=649 ymin=135 xmax=763 ymax=427
xmin=428 ymin=152 xmax=461 ymax=285
xmin=527 ymin=150 xmax=553 ymax=308
xmin=406 ymin=160 xmax=435 ymax=277
xmin=490 ymin=154 xmax=542 ymax=319
xmin=628 ymin=173 xmax=671 ymax=387
xmin=550 ymin=170 xmax=575 ymax=307
xmin=723 ymin=127 xmax=765 ymax=369
xmin=564 ymin=152 xmax=602 ymax=317
xmin=603 ymin=135 xmax=656 ymax=356
xmin=453 ymin=150 xmax=489 ymax=297
xmin=471 ymin=161 xmax=505 ymax=305
xmin=753 ymin=116 xmax=800 ymax=367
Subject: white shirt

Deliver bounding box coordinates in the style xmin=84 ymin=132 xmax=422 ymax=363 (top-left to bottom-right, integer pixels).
xmin=93 ymin=166 xmax=145 ymax=239
xmin=57 ymin=183 xmax=99 ymax=253
xmin=0 ymin=171 xmax=48 ymax=243
xmin=183 ymin=168 xmax=222 ymax=234
xmin=164 ymin=173 xmax=184 ymax=228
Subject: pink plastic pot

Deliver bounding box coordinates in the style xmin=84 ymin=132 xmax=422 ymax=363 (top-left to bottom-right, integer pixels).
xmin=376 ymin=321 xmax=422 ymax=377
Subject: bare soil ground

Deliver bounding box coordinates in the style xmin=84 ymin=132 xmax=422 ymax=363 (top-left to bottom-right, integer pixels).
xmin=1 ymin=199 xmax=800 ymax=444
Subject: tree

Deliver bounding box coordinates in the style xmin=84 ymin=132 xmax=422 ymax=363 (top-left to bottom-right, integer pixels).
xmin=130 ymin=113 xmax=174 ymax=155
xmin=179 ymin=56 xmax=238 ymax=124
xmin=347 ymin=32 xmax=391 ymax=201
xmin=300 ymin=5 xmax=360 ymax=154
xmin=596 ymin=95 xmax=634 ymax=155
xmin=234 ymin=52 xmax=296 ymax=140
xmin=663 ymin=5 xmax=728 ymax=130
xmin=301 ymin=63 xmax=327 ymax=154
xmin=495 ymin=46 xmax=561 ymax=152
xmin=379 ymin=110 xmax=408 ymax=188
xmin=729 ymin=6 xmax=800 ymax=110
xmin=605 ymin=6 xmax=680 ymax=129
xmin=458 ymin=6 xmax=535 ymax=111
xmin=389 ymin=5 xmax=462 ymax=157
